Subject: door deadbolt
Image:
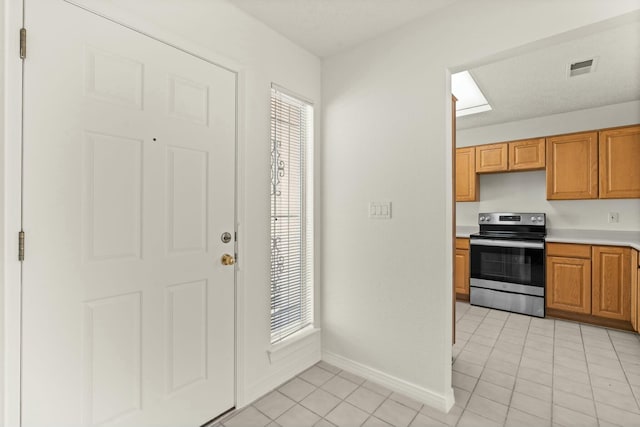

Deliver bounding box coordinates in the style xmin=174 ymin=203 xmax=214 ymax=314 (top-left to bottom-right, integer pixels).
xmin=221 ymin=232 xmax=232 ymax=243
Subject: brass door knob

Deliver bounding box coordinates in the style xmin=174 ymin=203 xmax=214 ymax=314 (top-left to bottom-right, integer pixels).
xmin=221 ymin=254 xmax=235 ymax=266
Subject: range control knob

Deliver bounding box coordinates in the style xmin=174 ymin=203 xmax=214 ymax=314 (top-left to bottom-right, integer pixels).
xmin=537 ymin=216 xmax=543 ymax=222
xmin=531 ymin=216 xmax=536 ymax=221
xmin=479 ymin=216 xmax=485 ymax=221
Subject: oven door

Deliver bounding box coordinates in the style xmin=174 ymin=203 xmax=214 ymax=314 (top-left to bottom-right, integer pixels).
xmin=470 ymin=238 xmax=545 ymax=288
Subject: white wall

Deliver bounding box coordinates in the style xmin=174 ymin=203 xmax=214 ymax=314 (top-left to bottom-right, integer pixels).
xmin=0 ymin=0 xmax=5 ymax=421
xmin=3 ymin=0 xmax=322 ymax=413
xmin=322 ymin=0 xmax=640 ymax=411
xmin=457 ymin=101 xmax=640 ymax=230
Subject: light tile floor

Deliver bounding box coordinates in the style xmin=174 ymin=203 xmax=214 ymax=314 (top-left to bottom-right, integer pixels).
xmin=213 ymin=302 xmax=640 ymax=427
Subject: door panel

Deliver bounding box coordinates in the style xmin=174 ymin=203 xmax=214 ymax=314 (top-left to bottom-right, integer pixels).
xmin=592 ymin=246 xmax=631 ymax=321
xmin=546 ymin=256 xmax=591 ymax=314
xmin=455 ymin=147 xmax=478 ymax=201
xmin=546 ymin=132 xmax=598 ymax=200
xmin=475 ymin=143 xmax=507 ymax=173
xmin=23 ymin=1 xmax=236 ymax=425
xmin=599 ymin=125 xmax=640 ymax=199
xmin=455 ymin=249 xmax=469 ymax=297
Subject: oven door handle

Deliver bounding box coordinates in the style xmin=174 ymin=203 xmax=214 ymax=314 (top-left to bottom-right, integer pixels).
xmin=470 ymin=239 xmax=544 ymax=249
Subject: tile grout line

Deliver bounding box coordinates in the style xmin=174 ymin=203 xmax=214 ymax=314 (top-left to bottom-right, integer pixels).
xmin=250 ymin=366 xmax=339 ymax=426
xmin=454 ymin=307 xmax=510 ymax=427
xmin=606 ymin=328 xmax=640 ymax=414
xmin=502 ymin=313 xmax=532 ymax=427
xmin=453 ymin=306 xmax=492 ymax=427
xmin=579 ymin=324 xmax=601 ymax=427
xmin=550 ymin=318 xmax=555 ymax=427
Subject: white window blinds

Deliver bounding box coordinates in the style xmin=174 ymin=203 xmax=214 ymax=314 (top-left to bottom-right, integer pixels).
xmin=270 ymin=86 xmax=314 ymax=344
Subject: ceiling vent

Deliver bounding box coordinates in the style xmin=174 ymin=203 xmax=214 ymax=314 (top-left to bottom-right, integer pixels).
xmin=568 ymin=58 xmax=597 ymax=78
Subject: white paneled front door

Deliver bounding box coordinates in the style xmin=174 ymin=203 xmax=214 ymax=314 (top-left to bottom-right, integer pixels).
xmin=22 ymin=1 xmax=236 ymax=425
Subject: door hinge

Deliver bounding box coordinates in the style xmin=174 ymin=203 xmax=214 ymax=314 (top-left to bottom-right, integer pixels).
xmin=18 ymin=231 xmax=25 ymax=261
xmin=19 ymin=28 xmax=26 ymax=59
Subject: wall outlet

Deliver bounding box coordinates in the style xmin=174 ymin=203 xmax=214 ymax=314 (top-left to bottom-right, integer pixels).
xmin=608 ymin=212 xmax=619 ymax=223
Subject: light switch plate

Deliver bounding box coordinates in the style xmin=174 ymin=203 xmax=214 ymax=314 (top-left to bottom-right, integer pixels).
xmin=369 ymin=202 xmax=392 ymax=219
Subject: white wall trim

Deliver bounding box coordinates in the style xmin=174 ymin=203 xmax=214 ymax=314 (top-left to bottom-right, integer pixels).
xmin=244 ymin=335 xmax=320 ymax=406
xmin=322 ymin=350 xmax=455 ymax=413
xmin=268 ymin=327 xmax=320 ymax=364
xmin=4 ymin=0 xmax=24 ymax=425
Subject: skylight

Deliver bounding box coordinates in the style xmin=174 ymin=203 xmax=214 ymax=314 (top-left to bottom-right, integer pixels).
xmin=452 ymin=70 xmax=492 ymax=117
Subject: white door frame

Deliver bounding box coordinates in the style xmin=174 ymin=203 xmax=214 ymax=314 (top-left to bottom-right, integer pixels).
xmin=2 ymin=1 xmax=249 ymax=424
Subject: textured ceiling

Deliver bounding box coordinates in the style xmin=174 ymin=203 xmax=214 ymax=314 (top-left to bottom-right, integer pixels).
xmin=457 ymin=20 xmax=640 ymax=129
xmin=228 ymin=0 xmax=457 ymax=57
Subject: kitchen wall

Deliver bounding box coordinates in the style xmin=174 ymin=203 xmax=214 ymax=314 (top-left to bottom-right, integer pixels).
xmin=2 ymin=0 xmax=321 ymax=413
xmin=0 ymin=0 xmax=5 ymax=421
xmin=322 ymin=0 xmax=640 ymax=411
xmin=457 ymin=100 xmax=640 ymax=230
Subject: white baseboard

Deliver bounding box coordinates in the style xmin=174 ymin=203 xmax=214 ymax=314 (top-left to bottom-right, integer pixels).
xmin=322 ymin=350 xmax=454 ymax=413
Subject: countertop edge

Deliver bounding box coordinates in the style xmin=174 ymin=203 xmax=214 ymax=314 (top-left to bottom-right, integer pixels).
xmin=456 ymin=227 xmax=640 ymax=251
xmin=545 ymin=236 xmax=640 ymax=252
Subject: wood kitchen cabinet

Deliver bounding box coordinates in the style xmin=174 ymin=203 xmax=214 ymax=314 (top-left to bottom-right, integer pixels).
xmin=631 ymin=249 xmax=639 ymax=332
xmin=455 ymin=238 xmax=470 ymax=300
xmin=599 ymin=125 xmax=640 ymax=199
xmin=592 ymin=245 xmax=631 ymax=322
xmin=546 ymin=131 xmax=598 ymax=200
xmin=475 ymin=143 xmax=508 ymax=173
xmin=547 ymin=243 xmax=636 ymax=331
xmin=456 ymin=147 xmax=479 ymax=202
xmin=508 ymin=138 xmax=545 ymax=171
xmin=547 ymin=243 xmax=592 ymax=314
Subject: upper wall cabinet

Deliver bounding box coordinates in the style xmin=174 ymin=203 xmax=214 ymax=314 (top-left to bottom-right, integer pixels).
xmin=599 ymin=125 xmax=640 ymax=199
xmin=509 ymin=138 xmax=545 ymax=171
xmin=475 ymin=143 xmax=508 ymax=173
xmin=475 ymin=138 xmax=545 ymax=173
xmin=546 ymin=131 xmax=598 ymax=200
xmin=456 ymin=147 xmax=479 ymax=202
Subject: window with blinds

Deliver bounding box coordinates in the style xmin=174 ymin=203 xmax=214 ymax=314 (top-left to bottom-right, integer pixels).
xmin=270 ymin=86 xmax=314 ymax=344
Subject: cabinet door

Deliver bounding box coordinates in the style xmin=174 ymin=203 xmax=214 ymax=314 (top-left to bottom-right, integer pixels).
xmin=592 ymin=246 xmax=631 ymax=321
xmin=476 ymin=143 xmax=508 ymax=173
xmin=509 ymin=138 xmax=545 ymax=171
xmin=546 ymin=132 xmax=598 ymax=200
xmin=456 ymin=147 xmax=478 ymax=201
xmin=455 ymin=249 xmax=469 ymax=297
xmin=632 ymin=250 xmax=638 ymax=332
xmin=599 ymin=125 xmax=640 ymax=199
xmin=547 ymin=256 xmax=591 ymax=314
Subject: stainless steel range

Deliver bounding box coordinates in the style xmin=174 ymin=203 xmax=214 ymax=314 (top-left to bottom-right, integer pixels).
xmin=469 ymin=213 xmax=546 ymax=317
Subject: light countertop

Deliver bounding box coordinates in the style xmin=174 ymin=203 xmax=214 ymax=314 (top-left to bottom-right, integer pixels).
xmin=456 ymin=226 xmax=640 ymax=251
xmin=456 ymin=226 xmax=477 ymax=238
xmin=545 ymin=229 xmax=640 ymax=251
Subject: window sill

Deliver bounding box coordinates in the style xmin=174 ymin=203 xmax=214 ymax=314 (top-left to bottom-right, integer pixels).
xmin=267 ymin=326 xmax=321 ymax=364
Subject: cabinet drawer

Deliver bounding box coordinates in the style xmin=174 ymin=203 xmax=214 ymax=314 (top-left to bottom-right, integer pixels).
xmin=456 ymin=238 xmax=470 ymax=250
xmin=547 ymin=242 xmax=591 ymax=258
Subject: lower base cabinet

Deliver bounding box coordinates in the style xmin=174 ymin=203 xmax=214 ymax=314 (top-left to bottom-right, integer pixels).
xmin=455 ymin=238 xmax=470 ymax=301
xmin=546 ymin=243 xmax=638 ymax=332
xmin=632 ymin=251 xmax=639 ymax=332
